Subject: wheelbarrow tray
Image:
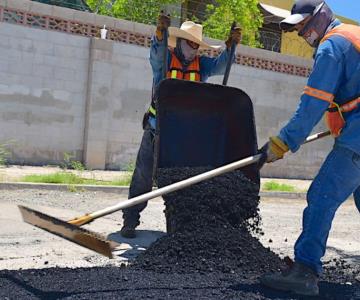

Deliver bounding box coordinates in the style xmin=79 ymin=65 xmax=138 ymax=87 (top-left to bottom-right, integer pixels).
xmin=154 ymin=79 xmax=259 ymax=184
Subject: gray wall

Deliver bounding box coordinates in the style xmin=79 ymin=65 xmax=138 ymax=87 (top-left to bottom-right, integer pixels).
xmin=0 ymin=22 xmax=89 ymax=164
xmin=0 ymin=20 xmax=332 ymax=179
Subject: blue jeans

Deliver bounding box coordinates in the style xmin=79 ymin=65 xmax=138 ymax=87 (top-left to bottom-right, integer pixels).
xmin=122 ymin=126 xmax=155 ymax=227
xmin=295 ymin=145 xmax=360 ymax=274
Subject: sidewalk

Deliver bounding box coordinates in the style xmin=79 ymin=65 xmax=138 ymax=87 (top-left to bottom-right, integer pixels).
xmin=0 ymin=165 xmax=312 ymax=192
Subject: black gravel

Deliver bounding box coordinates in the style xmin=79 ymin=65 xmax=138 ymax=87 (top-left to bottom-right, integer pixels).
xmin=133 ymin=167 xmax=280 ymax=275
xmin=0 ymin=167 xmax=359 ymax=299
xmin=0 ymin=267 xmax=359 ymax=299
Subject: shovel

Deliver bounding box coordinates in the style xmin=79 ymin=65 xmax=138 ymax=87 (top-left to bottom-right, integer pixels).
xmin=18 ymin=130 xmax=330 ymax=258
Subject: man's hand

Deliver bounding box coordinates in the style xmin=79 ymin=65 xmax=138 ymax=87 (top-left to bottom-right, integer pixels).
xmin=156 ymin=11 xmax=171 ymax=41
xmin=260 ymin=136 xmax=289 ymax=163
xmin=225 ymin=26 xmax=242 ymax=49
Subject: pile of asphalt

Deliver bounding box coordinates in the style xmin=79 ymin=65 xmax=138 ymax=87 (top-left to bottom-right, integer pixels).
xmin=133 ymin=167 xmax=283 ymax=275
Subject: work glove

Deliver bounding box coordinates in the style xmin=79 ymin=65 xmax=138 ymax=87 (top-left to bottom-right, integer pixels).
xmin=225 ymin=26 xmax=242 ymax=49
xmin=260 ymin=136 xmax=289 ymax=163
xmin=156 ymin=11 xmax=171 ymax=41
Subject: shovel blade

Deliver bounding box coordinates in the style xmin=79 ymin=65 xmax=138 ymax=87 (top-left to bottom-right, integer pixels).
xmin=18 ymin=205 xmax=116 ymax=258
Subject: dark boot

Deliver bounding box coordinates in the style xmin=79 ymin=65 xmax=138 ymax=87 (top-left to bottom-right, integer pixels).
xmin=259 ymin=262 xmax=319 ymax=296
xmin=120 ymin=218 xmax=139 ymax=239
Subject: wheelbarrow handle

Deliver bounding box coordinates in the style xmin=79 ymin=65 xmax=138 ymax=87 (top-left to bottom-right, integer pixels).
xmin=68 ymin=131 xmax=331 ymax=226
xmin=222 ymin=21 xmax=237 ymax=86
xmin=163 ymin=28 xmax=169 ymax=80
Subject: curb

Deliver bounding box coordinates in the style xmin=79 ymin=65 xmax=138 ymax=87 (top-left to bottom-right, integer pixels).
xmin=0 ymin=182 xmax=308 ymax=199
xmin=0 ymin=182 xmax=129 ymax=195
xmin=260 ymin=191 xmax=306 ymax=199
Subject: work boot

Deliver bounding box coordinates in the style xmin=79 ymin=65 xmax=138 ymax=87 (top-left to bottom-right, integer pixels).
xmin=120 ymin=224 xmax=136 ymax=238
xmin=120 ymin=218 xmax=140 ymax=239
xmin=259 ymin=262 xmax=319 ymax=296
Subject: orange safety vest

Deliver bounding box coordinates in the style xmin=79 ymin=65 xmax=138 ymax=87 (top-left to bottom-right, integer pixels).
xmin=148 ymin=52 xmax=201 ymax=118
xmin=309 ymin=24 xmax=360 ymax=137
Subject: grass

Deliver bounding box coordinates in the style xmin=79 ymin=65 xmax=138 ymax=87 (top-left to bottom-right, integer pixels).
xmin=21 ymin=172 xmax=132 ymax=186
xmin=262 ymin=181 xmax=296 ymax=192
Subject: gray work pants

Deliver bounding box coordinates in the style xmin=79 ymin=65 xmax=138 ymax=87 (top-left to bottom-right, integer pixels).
xmin=122 ymin=126 xmax=155 ymax=227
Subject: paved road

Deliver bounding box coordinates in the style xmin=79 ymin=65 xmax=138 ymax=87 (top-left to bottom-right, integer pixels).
xmin=0 ymin=188 xmax=359 ymax=270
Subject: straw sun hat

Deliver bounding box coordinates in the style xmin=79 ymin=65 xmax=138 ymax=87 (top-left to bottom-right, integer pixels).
xmin=168 ymin=21 xmax=221 ymax=50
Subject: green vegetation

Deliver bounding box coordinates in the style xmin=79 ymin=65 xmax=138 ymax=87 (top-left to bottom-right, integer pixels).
xmin=203 ymin=0 xmax=262 ymax=47
xmin=60 ymin=152 xmax=85 ymax=171
xmin=85 ymin=0 xmax=263 ymax=47
xmin=21 ymin=172 xmax=132 ymax=186
xmin=263 ymin=181 xmax=296 ymax=192
xmin=0 ymin=142 xmax=12 ymax=166
xmin=86 ymin=0 xmax=180 ymax=24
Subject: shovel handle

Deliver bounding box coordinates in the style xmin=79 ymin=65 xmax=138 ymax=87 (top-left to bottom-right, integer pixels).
xmin=69 ymin=154 xmax=262 ymax=225
xmin=68 ymin=130 xmax=331 ymax=226
xmin=303 ymin=130 xmax=331 ymax=144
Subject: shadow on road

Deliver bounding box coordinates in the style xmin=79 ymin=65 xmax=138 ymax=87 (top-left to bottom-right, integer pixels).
xmin=107 ymin=229 xmax=165 ymax=259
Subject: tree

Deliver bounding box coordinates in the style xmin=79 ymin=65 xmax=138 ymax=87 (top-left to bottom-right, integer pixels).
xmin=202 ymin=0 xmax=263 ymax=47
xmin=85 ymin=0 xmax=263 ymax=47
xmin=86 ymin=0 xmax=182 ymax=24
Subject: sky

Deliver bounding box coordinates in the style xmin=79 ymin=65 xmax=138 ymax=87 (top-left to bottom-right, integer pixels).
xmin=326 ymin=0 xmax=360 ymax=23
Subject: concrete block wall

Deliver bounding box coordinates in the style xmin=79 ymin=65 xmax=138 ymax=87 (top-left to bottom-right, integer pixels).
xmin=0 ymin=22 xmax=89 ymax=164
xmin=0 ymin=1 xmax=333 ymax=179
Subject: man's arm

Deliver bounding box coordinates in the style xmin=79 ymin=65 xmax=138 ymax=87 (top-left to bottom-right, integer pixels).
xmin=200 ymin=48 xmax=236 ymax=79
xmin=149 ymin=12 xmax=171 ymax=87
xmin=149 ymin=36 xmax=171 ymax=87
xmin=199 ymin=26 xmax=240 ymax=80
xmin=278 ymin=45 xmax=344 ymax=152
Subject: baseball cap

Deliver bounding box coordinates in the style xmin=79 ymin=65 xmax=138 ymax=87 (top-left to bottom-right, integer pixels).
xmin=280 ymin=0 xmax=324 ymax=31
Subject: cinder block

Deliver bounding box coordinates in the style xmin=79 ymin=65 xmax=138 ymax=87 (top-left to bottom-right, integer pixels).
xmin=64 ymin=80 xmax=86 ymax=94
xmin=73 ymin=10 xmax=95 ymax=24
xmin=0 ymin=83 xmax=9 ymax=93
xmin=6 ymin=0 xmax=30 ymax=11
xmin=33 ymin=41 xmax=54 ymax=55
xmin=29 ymin=1 xmax=52 ymax=15
xmin=134 ymin=22 xmax=154 ymax=36
xmin=94 ymin=14 xmax=116 ymax=29
xmin=0 ymin=35 xmax=9 ymax=47
xmin=54 ymin=44 xmax=77 ymax=58
xmin=9 ymin=61 xmax=33 ymax=76
xmin=114 ymin=19 xmax=135 ymax=32
xmin=53 ymin=67 xmax=76 ymax=81
xmin=91 ymin=38 xmax=113 ymax=52
xmin=0 ymin=60 xmax=9 ymax=72
xmin=9 ymin=37 xmax=34 ymax=53
xmin=35 ymin=65 xmax=53 ymax=78
xmin=51 ymin=5 xmax=74 ymax=21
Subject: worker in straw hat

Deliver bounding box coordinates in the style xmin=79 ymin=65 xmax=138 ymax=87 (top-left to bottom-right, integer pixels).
xmin=120 ymin=12 xmax=241 ymax=238
xmin=259 ymin=0 xmax=360 ymax=296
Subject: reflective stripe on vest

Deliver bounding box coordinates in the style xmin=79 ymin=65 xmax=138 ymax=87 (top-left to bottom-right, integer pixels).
xmin=149 ymin=105 xmax=156 ymax=116
xmin=171 ymin=70 xmax=178 ymax=79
